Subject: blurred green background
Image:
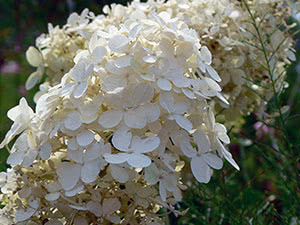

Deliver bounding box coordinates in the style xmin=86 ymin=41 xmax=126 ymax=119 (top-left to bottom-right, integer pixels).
xmin=0 ymin=1 xmax=299 ymax=224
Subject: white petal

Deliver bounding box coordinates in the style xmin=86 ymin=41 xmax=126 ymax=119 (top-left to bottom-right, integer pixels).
xmin=104 ymin=153 xmax=129 ymax=164
xmin=207 ymin=108 xmax=215 ymax=130
xmin=45 ymin=182 xmax=61 ymax=193
xmin=28 ymin=199 xmax=39 ymax=209
xmin=202 ymin=153 xmax=223 ymax=170
xmin=15 ymin=207 xmax=37 ymax=222
xmin=127 ymin=153 xmax=151 ymax=168
xmin=171 ymin=75 xmax=190 ymax=88
xmin=80 ymin=113 xmax=98 ymax=124
xmin=216 ymin=140 xmax=240 ymax=171
xmin=64 ymin=111 xmax=82 ymax=131
xmin=98 ymin=110 xmax=123 ymax=128
xmin=22 ymin=151 xmax=38 ymax=167
xmin=68 ymin=137 xmax=79 ymax=151
xmin=191 ymin=157 xmax=211 ymax=183
xmin=142 ymin=103 xmax=160 ymax=123
xmin=157 ymin=78 xmax=172 ymax=91
xmin=7 ymin=105 xmax=21 ymax=121
xmin=57 ymin=162 xmax=81 ymax=190
xmin=223 ymin=149 xmax=239 ymax=170
xmin=45 ymin=192 xmax=60 ymax=201
xmin=73 ymin=81 xmax=88 ymax=98
xmin=110 ymin=164 xmax=129 ymax=183
xmin=8 ymin=97 xmax=33 ymax=121
xmin=87 ymin=201 xmax=102 ymax=217
xmin=141 ymin=136 xmax=160 ymax=153
xmin=84 ymin=142 xmax=101 ymax=162
xmin=141 ymin=73 xmax=155 ymax=81
xmin=205 ymin=77 xmax=221 ymax=91
xmin=131 ymin=136 xmax=160 ymax=153
xmin=105 ymin=61 xmax=123 ymax=75
xmin=193 ymin=130 xmax=210 ymax=153
xmin=92 ymin=46 xmax=107 ymax=63
xmin=76 ymin=130 xmax=94 ymax=147
xmin=217 ymin=92 xmax=229 ymax=105
xmin=182 ymin=88 xmax=196 ymax=99
xmin=286 ymin=49 xmax=296 ymax=61
xmin=103 ymin=76 xmax=127 ymax=93
xmin=65 ymin=184 xmax=84 ymax=197
xmin=60 ymin=83 xmax=75 ymax=97
xmin=102 ymin=198 xmax=121 ymax=215
xmin=114 ymin=55 xmax=131 ymax=68
xmin=82 ymin=64 xmax=94 ymax=80
xmin=81 ymin=160 xmax=100 ymax=183
xmin=25 ymin=71 xmax=43 ymax=90
xmin=71 ymin=62 xmax=86 ymax=82
xmin=163 ymin=175 xmax=177 ymax=192
xmin=159 ymin=181 xmax=167 ymax=201
xmin=179 ymin=134 xmax=197 ymax=158
xmin=145 ymin=164 xmax=159 ymax=185
xmin=197 ymin=58 xmax=206 ymax=73
xmin=69 ymin=204 xmax=88 ymax=211
xmin=7 ymin=151 xmax=25 ymax=166
xmin=173 ymin=102 xmax=188 ymax=115
xmin=26 ymin=46 xmax=43 ymax=67
xmin=200 ymin=46 xmax=212 ymax=65
xmin=124 ymin=108 xmax=146 ymax=129
xmin=214 ymin=123 xmax=227 ymax=133
xmin=89 ymin=33 xmax=99 ymax=51
xmin=129 ymin=24 xmax=143 ymax=40
xmin=214 ymin=124 xmax=230 ymax=143
xmin=112 ymin=127 xmax=132 ymax=151
xmin=40 ymin=142 xmax=52 ymax=160
xmin=159 ymin=92 xmax=174 ymax=113
xmin=130 ymin=83 xmax=154 ymax=105
xmin=8 ymin=129 xmax=28 ymax=153
xmin=74 ymin=50 xmax=89 ymax=64
xmin=67 ymin=149 xmax=83 ymax=164
xmin=108 ymin=34 xmax=129 ymax=53
xmin=79 ymin=93 xmax=103 ymax=116
xmin=107 ymin=215 xmax=121 ymax=224
xmin=143 ymin=55 xmax=157 ymax=63
xmin=174 ymin=114 xmax=193 ymax=131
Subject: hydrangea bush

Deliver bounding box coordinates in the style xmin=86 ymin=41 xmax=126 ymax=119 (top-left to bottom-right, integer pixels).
xmin=0 ymin=0 xmax=295 ymax=224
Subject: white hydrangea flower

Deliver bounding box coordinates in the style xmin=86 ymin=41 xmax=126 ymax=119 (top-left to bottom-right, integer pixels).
xmin=159 ymin=92 xmax=193 ymax=131
xmin=62 ymin=61 xmax=94 ymax=98
xmin=0 ymin=169 xmax=18 ymax=194
xmin=180 ymin=130 xmax=223 ymax=183
xmin=1 ymin=0 xmax=293 ymax=223
xmin=99 ymin=83 xmax=159 ymax=129
xmin=104 ymin=127 xmax=160 ymax=168
xmin=0 ymin=98 xmax=34 ymax=148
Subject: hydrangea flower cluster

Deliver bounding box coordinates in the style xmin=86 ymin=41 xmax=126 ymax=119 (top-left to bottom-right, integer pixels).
xmin=157 ymin=0 xmax=296 ymax=122
xmin=0 ymin=0 xmax=294 ymax=224
xmin=25 ymin=0 xmax=295 ymax=124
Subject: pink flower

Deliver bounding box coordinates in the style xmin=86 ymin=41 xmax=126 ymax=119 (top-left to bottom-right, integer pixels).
xmin=0 ymin=61 xmax=20 ymax=74
xmin=254 ymin=121 xmax=271 ymax=138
